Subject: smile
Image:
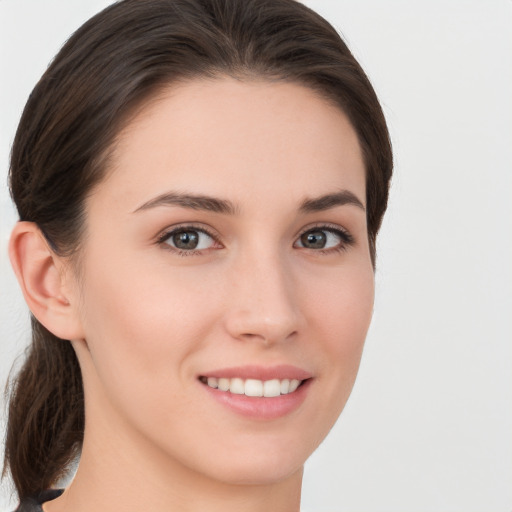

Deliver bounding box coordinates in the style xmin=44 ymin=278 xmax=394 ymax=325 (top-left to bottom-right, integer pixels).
xmin=198 ymin=365 xmax=313 ymax=419
xmin=200 ymin=376 xmax=303 ymax=397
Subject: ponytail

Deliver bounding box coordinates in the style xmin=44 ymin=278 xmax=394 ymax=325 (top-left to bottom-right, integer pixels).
xmin=3 ymin=318 xmax=84 ymax=499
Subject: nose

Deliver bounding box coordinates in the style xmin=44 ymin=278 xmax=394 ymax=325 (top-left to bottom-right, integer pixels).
xmin=223 ymin=251 xmax=300 ymax=346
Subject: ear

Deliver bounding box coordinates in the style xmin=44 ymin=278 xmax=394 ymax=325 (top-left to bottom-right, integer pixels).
xmin=8 ymin=221 xmax=85 ymax=340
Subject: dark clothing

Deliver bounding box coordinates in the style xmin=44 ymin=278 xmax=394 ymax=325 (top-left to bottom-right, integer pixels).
xmin=14 ymin=489 xmax=64 ymax=512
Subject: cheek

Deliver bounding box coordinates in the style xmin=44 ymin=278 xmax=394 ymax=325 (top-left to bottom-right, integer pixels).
xmin=76 ymin=251 xmax=211 ymax=389
xmin=75 ymin=259 xmax=224 ymax=447
xmin=303 ymin=262 xmax=374 ymax=403
xmin=82 ymin=267 xmax=209 ymax=352
xmin=305 ymin=259 xmax=374 ymax=349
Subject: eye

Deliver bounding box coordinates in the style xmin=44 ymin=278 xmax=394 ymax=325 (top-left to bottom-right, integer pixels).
xmin=159 ymin=227 xmax=217 ymax=253
xmin=295 ymin=226 xmax=353 ymax=252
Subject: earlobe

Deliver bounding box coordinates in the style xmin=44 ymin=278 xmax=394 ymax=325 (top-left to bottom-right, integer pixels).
xmin=8 ymin=221 xmax=85 ymax=340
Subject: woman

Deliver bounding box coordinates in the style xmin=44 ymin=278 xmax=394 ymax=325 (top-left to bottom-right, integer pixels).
xmin=4 ymin=0 xmax=392 ymax=510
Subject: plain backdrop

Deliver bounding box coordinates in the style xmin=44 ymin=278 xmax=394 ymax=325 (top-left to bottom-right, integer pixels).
xmin=1 ymin=1 xmax=511 ymax=511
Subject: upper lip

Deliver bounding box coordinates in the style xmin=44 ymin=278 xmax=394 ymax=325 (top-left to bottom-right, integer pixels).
xmin=199 ymin=364 xmax=313 ymax=381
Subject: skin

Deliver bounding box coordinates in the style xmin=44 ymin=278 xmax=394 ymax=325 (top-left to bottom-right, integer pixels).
xmin=12 ymin=78 xmax=374 ymax=512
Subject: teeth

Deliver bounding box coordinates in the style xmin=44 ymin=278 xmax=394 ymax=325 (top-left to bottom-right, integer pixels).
xmin=289 ymin=379 xmax=300 ymax=393
xmin=202 ymin=376 xmax=303 ymax=397
xmin=218 ymin=378 xmax=230 ymax=391
xmin=230 ymin=378 xmax=245 ymax=395
xmin=263 ymin=379 xmax=281 ymax=397
xmin=245 ymin=379 xmax=263 ymax=397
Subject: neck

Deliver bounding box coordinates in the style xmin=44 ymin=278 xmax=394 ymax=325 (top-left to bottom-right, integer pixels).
xmin=45 ymin=437 xmax=303 ymax=512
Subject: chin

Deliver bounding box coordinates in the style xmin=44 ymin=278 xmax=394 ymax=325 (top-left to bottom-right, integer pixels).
xmin=213 ymin=458 xmax=304 ymax=486
xmin=182 ymin=435 xmax=312 ymax=486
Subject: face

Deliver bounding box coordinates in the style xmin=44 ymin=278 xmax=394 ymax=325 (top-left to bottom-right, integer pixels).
xmin=70 ymin=78 xmax=374 ymax=486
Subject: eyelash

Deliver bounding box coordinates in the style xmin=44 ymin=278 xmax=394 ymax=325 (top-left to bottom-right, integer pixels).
xmin=156 ymin=224 xmax=220 ymax=257
xmin=156 ymin=223 xmax=355 ymax=257
xmin=295 ymin=223 xmax=355 ymax=255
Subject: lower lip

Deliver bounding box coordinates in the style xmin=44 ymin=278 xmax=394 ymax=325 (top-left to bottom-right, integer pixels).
xmin=200 ymin=379 xmax=312 ymax=420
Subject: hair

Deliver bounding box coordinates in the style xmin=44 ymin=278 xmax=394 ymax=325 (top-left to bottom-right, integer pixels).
xmin=4 ymin=0 xmax=392 ymax=501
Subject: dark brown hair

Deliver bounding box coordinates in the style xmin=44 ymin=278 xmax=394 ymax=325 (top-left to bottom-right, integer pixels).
xmin=4 ymin=0 xmax=392 ymax=501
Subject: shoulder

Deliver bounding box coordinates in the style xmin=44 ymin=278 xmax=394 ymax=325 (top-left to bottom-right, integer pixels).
xmin=13 ymin=490 xmax=64 ymax=512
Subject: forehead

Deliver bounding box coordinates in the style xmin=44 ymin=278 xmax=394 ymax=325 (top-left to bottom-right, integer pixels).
xmin=96 ymin=77 xmax=366 ymax=213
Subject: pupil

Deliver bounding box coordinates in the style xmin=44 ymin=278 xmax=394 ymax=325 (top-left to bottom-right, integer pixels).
xmin=173 ymin=230 xmax=199 ymax=249
xmin=302 ymin=230 xmax=326 ymax=249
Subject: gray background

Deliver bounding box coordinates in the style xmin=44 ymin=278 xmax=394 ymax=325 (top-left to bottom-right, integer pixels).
xmin=1 ymin=1 xmax=511 ymax=510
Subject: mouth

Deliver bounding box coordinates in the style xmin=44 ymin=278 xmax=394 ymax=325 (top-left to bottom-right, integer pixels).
xmin=199 ymin=376 xmax=306 ymax=397
xmin=197 ymin=364 xmax=313 ymax=419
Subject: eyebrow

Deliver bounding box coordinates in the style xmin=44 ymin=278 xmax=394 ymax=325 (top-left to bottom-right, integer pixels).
xmin=132 ymin=189 xmax=365 ymax=215
xmin=299 ymin=190 xmax=365 ymax=213
xmin=133 ymin=192 xmax=238 ymax=215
